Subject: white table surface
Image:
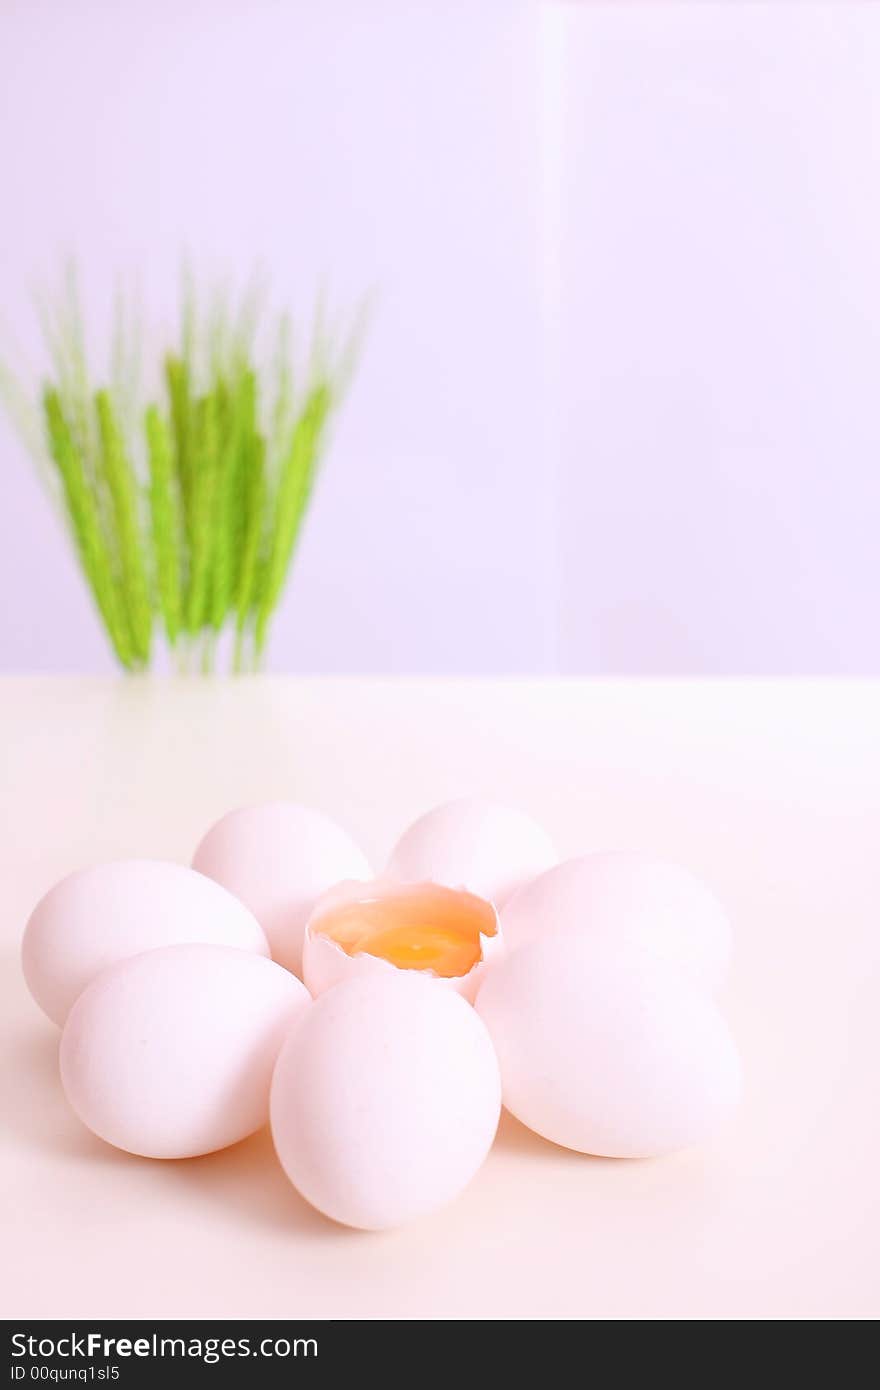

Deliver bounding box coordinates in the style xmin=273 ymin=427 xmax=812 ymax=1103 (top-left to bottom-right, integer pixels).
xmin=1 ymin=677 xmax=878 ymax=1320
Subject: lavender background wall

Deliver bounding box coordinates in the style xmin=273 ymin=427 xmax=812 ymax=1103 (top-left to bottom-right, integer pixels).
xmin=1 ymin=0 xmax=878 ymax=675
xmin=554 ymin=2 xmax=880 ymax=675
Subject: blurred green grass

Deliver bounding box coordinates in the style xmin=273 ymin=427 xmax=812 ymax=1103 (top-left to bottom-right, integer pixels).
xmin=2 ymin=273 xmax=365 ymax=673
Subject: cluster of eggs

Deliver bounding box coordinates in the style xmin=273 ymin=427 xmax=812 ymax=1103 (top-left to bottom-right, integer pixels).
xmin=22 ymin=798 xmax=741 ymax=1231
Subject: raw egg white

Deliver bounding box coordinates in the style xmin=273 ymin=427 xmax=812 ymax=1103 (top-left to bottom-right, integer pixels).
xmin=501 ymin=851 xmax=731 ymax=990
xmin=476 ymin=935 xmax=741 ymax=1158
xmin=302 ymin=877 xmax=501 ymax=1003
xmin=271 ymin=974 xmax=501 ymax=1229
xmin=60 ymin=944 xmax=309 ymax=1158
xmin=22 ymin=860 xmax=268 ymax=1026
xmin=386 ymin=797 xmax=556 ymax=908
xmin=192 ymin=802 xmax=371 ymax=976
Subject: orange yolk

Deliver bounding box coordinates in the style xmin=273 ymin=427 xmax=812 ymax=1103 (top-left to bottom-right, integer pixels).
xmin=314 ymin=885 xmax=497 ymax=978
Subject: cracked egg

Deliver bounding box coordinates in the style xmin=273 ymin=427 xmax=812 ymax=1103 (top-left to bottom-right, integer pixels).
xmin=302 ymin=878 xmax=503 ymax=1002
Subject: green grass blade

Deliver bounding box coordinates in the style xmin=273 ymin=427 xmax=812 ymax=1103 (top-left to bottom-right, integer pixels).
xmin=145 ymin=404 xmax=183 ymax=644
xmin=253 ymin=381 xmax=331 ymax=658
xmin=209 ymin=369 xmax=252 ymax=631
xmin=165 ymin=354 xmax=194 ymax=540
xmin=268 ymin=314 xmax=294 ymax=474
xmin=43 ymin=387 xmax=134 ymax=669
xmin=184 ymin=395 xmax=218 ymax=633
xmin=95 ymin=388 xmax=152 ymax=665
xmin=234 ymin=431 xmax=266 ymax=664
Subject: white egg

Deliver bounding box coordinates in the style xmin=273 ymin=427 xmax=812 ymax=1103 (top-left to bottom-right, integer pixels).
xmin=60 ymin=944 xmax=310 ymax=1159
xmin=301 ymin=877 xmax=502 ymax=1004
xmin=22 ymin=859 xmax=269 ymax=1026
xmin=192 ymin=802 xmax=372 ymax=976
xmin=476 ymin=935 xmax=741 ymax=1157
xmin=386 ymin=797 xmax=556 ymax=908
xmin=271 ymin=973 xmax=501 ymax=1230
xmin=501 ymin=852 xmax=731 ymax=990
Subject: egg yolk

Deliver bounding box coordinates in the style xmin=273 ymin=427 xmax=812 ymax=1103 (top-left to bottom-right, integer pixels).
xmin=314 ymin=885 xmax=497 ymax=978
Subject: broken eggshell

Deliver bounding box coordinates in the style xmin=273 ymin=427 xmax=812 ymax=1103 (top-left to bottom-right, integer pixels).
xmin=302 ymin=877 xmax=503 ymax=1003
